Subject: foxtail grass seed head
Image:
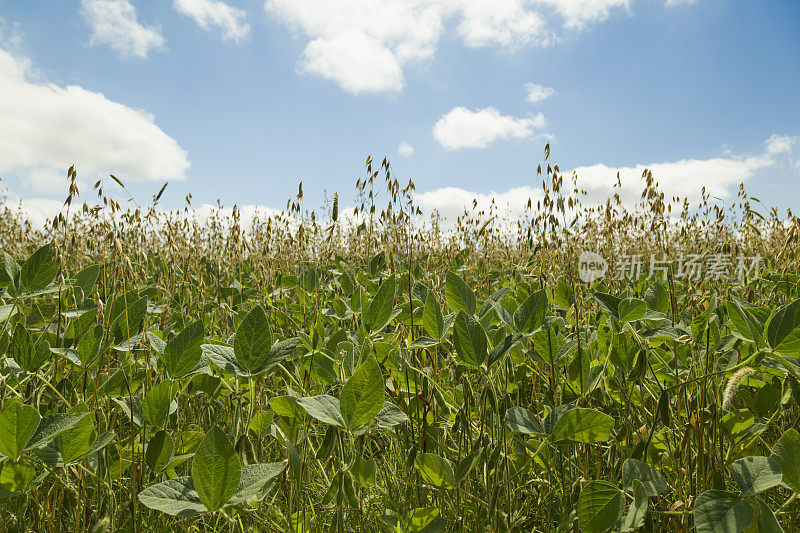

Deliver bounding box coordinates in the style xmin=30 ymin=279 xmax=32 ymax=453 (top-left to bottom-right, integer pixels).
xmin=722 ymin=367 xmax=756 ymax=411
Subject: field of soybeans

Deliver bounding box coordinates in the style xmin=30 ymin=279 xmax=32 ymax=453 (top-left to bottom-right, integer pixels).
xmin=1 ymin=152 xmax=800 ymax=533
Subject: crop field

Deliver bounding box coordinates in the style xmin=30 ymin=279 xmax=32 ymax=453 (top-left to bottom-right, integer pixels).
xmin=1 ymin=156 xmax=800 ymax=532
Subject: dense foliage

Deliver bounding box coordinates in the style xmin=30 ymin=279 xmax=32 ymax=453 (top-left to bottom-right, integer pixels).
xmin=1 ymin=155 xmax=800 ymax=532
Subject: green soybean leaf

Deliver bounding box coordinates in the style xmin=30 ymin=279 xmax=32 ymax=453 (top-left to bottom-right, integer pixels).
xmin=694 ymin=490 xmax=753 ymax=533
xmin=577 ymin=480 xmax=624 ymax=533
xmin=748 ymin=497 xmax=784 ymax=533
xmin=296 ymin=395 xmax=345 ymax=428
xmin=514 ymin=289 xmax=548 ymax=333
xmin=192 ymin=426 xmax=241 ymax=512
xmin=145 ymin=430 xmax=174 ymax=474
xmin=374 ymin=401 xmax=409 ymax=429
xmin=504 ymin=406 xmax=544 ymax=435
xmin=351 ymin=455 xmax=376 ymax=488
xmin=730 ymin=456 xmax=782 ymax=497
xmin=366 ymin=275 xmax=395 ymax=333
xmin=20 ymin=241 xmax=57 ymax=292
xmin=163 ymin=320 xmax=204 ymax=378
xmin=340 ymin=355 xmax=384 ymax=429
xmin=728 ymin=299 xmax=765 ymax=349
xmin=767 ymin=299 xmax=800 ymax=356
xmin=622 ymin=458 xmax=667 ymax=497
xmin=452 ymin=310 xmax=487 ymax=368
xmin=58 ymin=403 xmax=96 ymax=465
xmin=26 ymin=413 xmax=89 ymax=450
xmin=234 ymin=306 xmax=273 ymax=372
xmin=142 ymin=381 xmax=176 ymax=428
xmin=4 ymin=253 xmax=22 ymax=296
xmin=12 ymin=324 xmax=50 ymax=373
xmin=770 ymin=428 xmax=800 ymax=493
xmin=445 ymin=271 xmax=476 ymax=316
xmin=551 ymin=408 xmax=614 ymax=444
xmin=414 ymin=453 xmax=455 ymax=490
xmin=0 ymin=401 xmax=41 ymax=460
xmin=0 ymin=459 xmax=36 ymax=492
xmin=422 ymin=292 xmax=445 ymax=339
xmin=644 ymin=282 xmax=669 ymax=313
xmin=621 ymin=479 xmax=648 ymax=532
xmin=618 ymin=298 xmax=647 ymax=322
xmin=138 ymin=476 xmax=207 ymax=517
xmin=593 ymin=292 xmax=622 ymax=319
xmin=226 ymin=462 xmax=287 ymax=506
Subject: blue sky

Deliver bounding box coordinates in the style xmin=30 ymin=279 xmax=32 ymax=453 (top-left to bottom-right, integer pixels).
xmin=0 ymin=0 xmax=798 ymax=226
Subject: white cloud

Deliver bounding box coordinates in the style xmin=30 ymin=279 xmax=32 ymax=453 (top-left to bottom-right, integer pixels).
xmin=416 ymin=134 xmax=797 ymax=222
xmin=300 ymin=30 xmax=405 ymax=94
xmin=665 ymin=0 xmax=697 ymax=6
xmin=0 ymin=41 xmax=189 ymax=193
xmin=81 ymin=0 xmax=166 ymax=58
xmin=525 ymin=82 xmax=556 ymax=103
xmin=398 ymin=141 xmax=415 ymax=157
xmin=765 ymin=134 xmax=798 ymax=155
xmin=452 ymin=0 xmax=552 ymax=48
xmin=572 ymin=154 xmax=773 ymax=206
xmin=433 ymin=107 xmax=547 ymax=150
xmin=264 ymin=0 xmax=629 ymax=94
xmin=174 ymin=0 xmax=250 ymax=42
xmin=535 ymin=0 xmax=631 ymax=30
xmin=416 ymin=185 xmax=541 ymax=223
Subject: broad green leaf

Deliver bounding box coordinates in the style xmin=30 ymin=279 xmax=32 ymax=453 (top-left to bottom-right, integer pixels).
xmin=551 ymin=408 xmax=614 ymax=444
xmin=12 ymin=324 xmax=50 ymax=373
xmin=618 ymin=298 xmax=647 ymax=322
xmin=0 ymin=459 xmax=35 ymax=492
xmin=504 ymin=406 xmax=544 ymax=435
xmin=27 ymin=413 xmax=89 ymax=450
xmin=414 ymin=453 xmax=455 ymax=490
xmin=163 ymin=321 xmax=205 ymax=378
xmin=694 ymin=490 xmax=753 ymax=533
xmin=746 ymin=497 xmax=784 ymax=533
xmin=226 ymin=462 xmax=287 ymax=506
xmin=0 ymin=401 xmax=40 ymax=460
xmin=771 ymin=428 xmax=800 ymax=493
xmin=340 ymin=355 xmax=384 ymax=429
xmin=422 ymin=292 xmax=445 ymax=339
xmin=351 ymin=455 xmax=376 ymax=487
xmin=4 ymin=252 xmax=21 ymax=296
xmin=454 ymin=447 xmax=483 ymax=484
xmin=593 ymin=292 xmax=622 ymax=319
xmin=514 ymin=289 xmax=548 ymax=333
xmin=730 ymin=456 xmax=782 ymax=497
xmin=644 ymin=282 xmax=670 ymax=313
xmin=621 ymin=479 xmax=648 ymax=532
xmin=374 ymin=401 xmax=409 ymax=429
xmin=728 ymin=299 xmax=765 ymax=348
xmin=767 ymin=299 xmax=800 ymax=356
xmin=452 ymin=310 xmax=487 ymax=368
xmin=622 ymin=458 xmax=667 ymax=497
xmin=405 ymin=507 xmax=440 ymax=533
xmin=296 ymin=395 xmax=345 ymax=427
xmin=20 ymin=241 xmax=57 ymax=292
xmin=445 ymin=271 xmax=476 ymax=316
xmin=58 ymin=403 xmax=95 ymax=465
xmin=234 ymin=306 xmax=273 ymax=371
xmin=145 ymin=430 xmax=174 ymax=474
xmin=192 ymin=426 xmax=241 ymax=512
xmin=577 ymin=480 xmax=624 ymax=533
xmin=142 ymin=381 xmax=176 ymax=427
xmin=138 ymin=476 xmax=207 ymax=517
xmin=366 ymin=275 xmax=395 ymax=332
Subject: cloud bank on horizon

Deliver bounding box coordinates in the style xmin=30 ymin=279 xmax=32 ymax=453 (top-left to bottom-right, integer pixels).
xmin=0 ymin=0 xmax=798 ymax=229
